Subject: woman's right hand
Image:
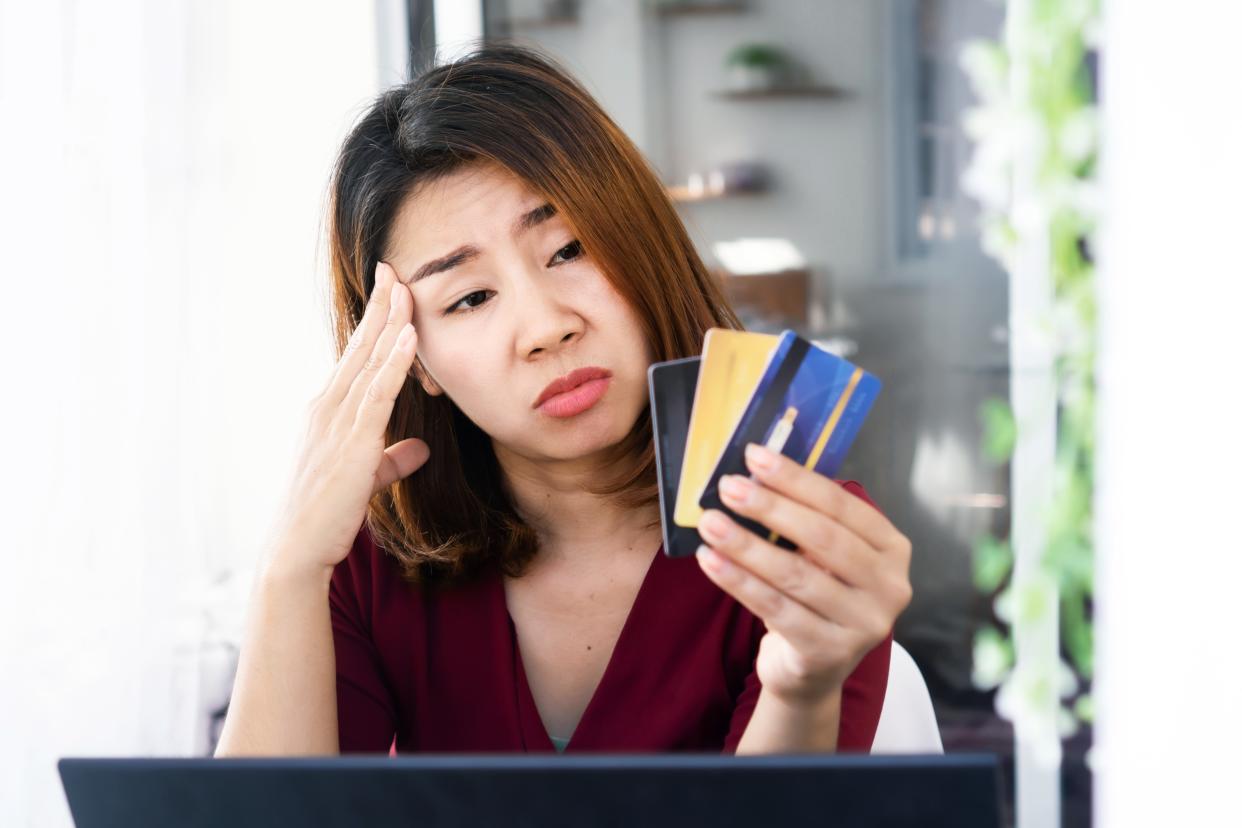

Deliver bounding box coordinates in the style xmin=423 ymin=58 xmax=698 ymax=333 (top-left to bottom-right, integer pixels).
xmin=263 ymin=261 xmax=430 ymax=581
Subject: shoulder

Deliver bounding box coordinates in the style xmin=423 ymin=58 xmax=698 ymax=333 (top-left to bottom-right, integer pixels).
xmin=330 ymin=522 xmax=500 ymax=629
xmin=329 ymin=523 xmax=419 ymax=625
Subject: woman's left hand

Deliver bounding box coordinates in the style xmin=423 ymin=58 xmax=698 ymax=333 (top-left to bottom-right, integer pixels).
xmin=695 ymin=443 xmax=913 ymax=706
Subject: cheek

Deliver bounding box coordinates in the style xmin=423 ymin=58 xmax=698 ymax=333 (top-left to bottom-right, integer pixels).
xmin=578 ymin=271 xmax=643 ymax=333
xmin=599 ymin=286 xmax=654 ymax=359
xmin=419 ymin=340 xmax=487 ymax=395
xmin=417 ymin=335 xmax=522 ymax=426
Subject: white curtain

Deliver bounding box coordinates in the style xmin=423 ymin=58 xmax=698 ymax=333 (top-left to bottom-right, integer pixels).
xmin=1095 ymin=2 xmax=1242 ymax=826
xmin=0 ymin=2 xmax=388 ymax=825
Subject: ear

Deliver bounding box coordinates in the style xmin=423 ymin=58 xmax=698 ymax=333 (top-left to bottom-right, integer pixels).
xmin=410 ymin=355 xmax=444 ymax=396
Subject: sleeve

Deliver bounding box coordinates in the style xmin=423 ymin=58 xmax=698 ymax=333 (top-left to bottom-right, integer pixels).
xmin=328 ymin=525 xmax=399 ymax=753
xmin=721 ymin=480 xmax=894 ymax=754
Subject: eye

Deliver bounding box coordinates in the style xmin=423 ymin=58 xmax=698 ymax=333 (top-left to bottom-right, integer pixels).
xmin=441 ymin=241 xmax=582 ymax=316
xmin=548 ymin=239 xmax=584 ymax=266
xmin=444 ymin=289 xmax=492 ymax=315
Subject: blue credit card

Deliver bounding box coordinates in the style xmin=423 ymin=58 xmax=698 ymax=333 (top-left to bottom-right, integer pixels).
xmin=697 ymin=330 xmax=881 ymax=550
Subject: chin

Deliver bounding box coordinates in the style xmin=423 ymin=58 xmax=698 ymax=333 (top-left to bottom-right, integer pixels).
xmin=532 ymin=400 xmax=641 ymax=459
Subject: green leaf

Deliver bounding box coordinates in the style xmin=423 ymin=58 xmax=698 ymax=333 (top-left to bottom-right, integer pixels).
xmin=725 ymin=43 xmax=787 ymax=68
xmin=973 ymin=536 xmax=1013 ymax=593
xmin=980 ymin=398 xmax=1017 ymax=462
xmin=1073 ymin=692 xmax=1094 ymax=724
xmin=1062 ymin=593 xmax=1095 ymax=679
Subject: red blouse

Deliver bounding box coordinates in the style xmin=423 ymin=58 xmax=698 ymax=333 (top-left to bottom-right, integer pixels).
xmin=329 ymin=480 xmax=892 ymax=754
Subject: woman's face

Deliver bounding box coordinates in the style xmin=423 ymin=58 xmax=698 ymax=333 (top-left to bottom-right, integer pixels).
xmin=384 ymin=161 xmax=655 ymax=465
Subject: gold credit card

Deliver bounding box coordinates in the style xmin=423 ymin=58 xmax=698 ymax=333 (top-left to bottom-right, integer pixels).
xmin=673 ymin=329 xmax=780 ymax=528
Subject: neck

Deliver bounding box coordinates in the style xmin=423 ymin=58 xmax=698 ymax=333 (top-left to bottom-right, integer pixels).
xmin=493 ymin=441 xmax=661 ymax=567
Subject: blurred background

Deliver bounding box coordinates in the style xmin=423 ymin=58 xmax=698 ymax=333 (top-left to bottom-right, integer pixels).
xmin=472 ymin=0 xmax=1034 ymax=816
xmin=0 ymin=0 xmax=1043 ymax=823
xmin=2 ymin=2 xmax=1239 ymax=828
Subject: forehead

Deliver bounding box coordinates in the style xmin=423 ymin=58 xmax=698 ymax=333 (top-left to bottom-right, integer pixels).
xmin=388 ymin=162 xmax=543 ymax=251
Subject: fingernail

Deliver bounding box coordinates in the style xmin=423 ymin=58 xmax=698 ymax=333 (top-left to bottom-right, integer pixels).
xmin=696 ymin=545 xmax=725 ymax=573
xmin=719 ymin=474 xmax=754 ymax=505
xmin=389 ymin=282 xmax=404 ymax=316
xmin=397 ymin=324 xmax=415 ymax=350
xmin=699 ymin=510 xmax=732 ymax=543
xmin=745 ymin=443 xmax=776 ymax=474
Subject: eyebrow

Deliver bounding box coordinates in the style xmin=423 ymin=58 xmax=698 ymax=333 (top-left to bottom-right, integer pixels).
xmin=405 ymin=202 xmax=558 ymax=284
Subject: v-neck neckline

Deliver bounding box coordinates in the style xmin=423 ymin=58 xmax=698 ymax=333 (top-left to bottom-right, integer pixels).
xmin=501 ymin=542 xmax=666 ymax=753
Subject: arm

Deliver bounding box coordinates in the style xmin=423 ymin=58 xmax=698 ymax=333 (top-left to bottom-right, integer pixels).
xmin=724 ymin=631 xmax=892 ymax=754
xmin=735 ymin=684 xmax=842 ymax=754
xmin=214 ymin=260 xmax=421 ymax=756
xmin=213 ymin=556 xmax=339 ymax=756
xmin=698 ymin=445 xmax=912 ymax=754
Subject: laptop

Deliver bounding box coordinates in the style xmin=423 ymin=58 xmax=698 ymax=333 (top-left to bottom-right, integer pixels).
xmin=59 ymin=752 xmax=1004 ymax=827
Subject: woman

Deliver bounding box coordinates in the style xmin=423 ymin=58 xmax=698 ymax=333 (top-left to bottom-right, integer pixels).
xmin=216 ymin=43 xmax=912 ymax=757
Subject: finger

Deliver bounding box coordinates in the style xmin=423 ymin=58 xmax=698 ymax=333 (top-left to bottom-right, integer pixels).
xmin=718 ymin=475 xmax=913 ymax=617
xmin=742 ymin=443 xmax=901 ymax=552
xmin=695 ymin=543 xmax=847 ymax=657
xmin=352 ymin=321 xmax=418 ymax=441
xmin=716 ymin=474 xmax=874 ymax=588
xmin=323 ymin=261 xmax=395 ymax=406
xmin=342 ymin=275 xmax=413 ymax=420
xmin=372 ymin=437 xmax=431 ymax=494
xmin=698 ymin=508 xmax=871 ymax=629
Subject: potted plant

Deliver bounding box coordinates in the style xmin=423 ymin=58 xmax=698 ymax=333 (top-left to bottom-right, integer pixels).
xmin=724 ymin=43 xmax=789 ymax=91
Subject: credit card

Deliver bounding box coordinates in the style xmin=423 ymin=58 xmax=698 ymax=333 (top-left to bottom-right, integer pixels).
xmin=674 ymin=329 xmax=781 ymax=529
xmin=647 ymin=356 xmax=707 ymax=557
xmin=697 ymin=330 xmax=881 ymax=550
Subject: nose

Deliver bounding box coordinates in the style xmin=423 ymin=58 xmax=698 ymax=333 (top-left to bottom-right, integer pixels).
xmin=514 ymin=272 xmax=584 ymax=358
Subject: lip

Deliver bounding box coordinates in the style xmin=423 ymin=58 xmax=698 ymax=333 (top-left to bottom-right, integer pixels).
xmin=533 ymin=366 xmax=613 ymax=416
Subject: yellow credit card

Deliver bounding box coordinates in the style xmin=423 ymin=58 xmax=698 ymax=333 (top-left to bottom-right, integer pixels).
xmin=673 ymin=329 xmax=780 ymax=527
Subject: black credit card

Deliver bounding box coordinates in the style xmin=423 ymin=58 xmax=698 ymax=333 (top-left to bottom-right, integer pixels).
xmin=647 ymin=356 xmax=704 ymax=557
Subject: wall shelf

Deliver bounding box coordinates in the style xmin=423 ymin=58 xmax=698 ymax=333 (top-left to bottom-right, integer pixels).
xmin=505 ymin=15 xmax=578 ymax=29
xmin=654 ymin=1 xmax=747 ymax=16
xmin=666 ymin=184 xmax=764 ymax=203
xmin=713 ymin=85 xmax=848 ymax=100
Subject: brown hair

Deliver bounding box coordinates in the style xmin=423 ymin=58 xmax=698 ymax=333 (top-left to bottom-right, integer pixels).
xmin=326 ymin=41 xmax=741 ymax=585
